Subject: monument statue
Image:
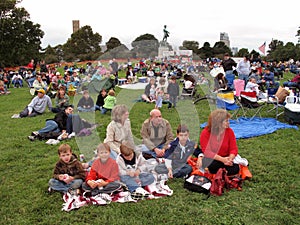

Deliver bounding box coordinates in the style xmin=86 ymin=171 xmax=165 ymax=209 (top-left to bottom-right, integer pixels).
xmin=163 ymin=25 xmax=170 ymax=42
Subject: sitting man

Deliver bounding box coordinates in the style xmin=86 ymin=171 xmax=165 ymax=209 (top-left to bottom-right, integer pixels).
xmin=261 ymin=66 xmax=280 ymax=90
xmin=32 ymin=75 xmax=47 ymax=91
xmin=283 ymin=73 xmax=300 ymax=90
xmin=77 ymin=90 xmax=95 ymax=112
xmin=12 ymin=89 xmax=52 ymax=118
xmin=140 ymin=109 xmax=174 ymax=158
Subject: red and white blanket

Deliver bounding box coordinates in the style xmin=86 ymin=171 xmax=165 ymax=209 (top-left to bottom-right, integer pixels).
xmin=62 ymin=180 xmax=173 ymax=212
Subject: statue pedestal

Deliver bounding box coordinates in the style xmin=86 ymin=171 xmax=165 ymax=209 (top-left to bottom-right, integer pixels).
xmin=158 ymin=46 xmax=169 ymax=59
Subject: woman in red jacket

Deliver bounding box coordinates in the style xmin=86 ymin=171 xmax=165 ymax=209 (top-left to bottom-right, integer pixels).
xmin=199 ymin=109 xmax=240 ymax=175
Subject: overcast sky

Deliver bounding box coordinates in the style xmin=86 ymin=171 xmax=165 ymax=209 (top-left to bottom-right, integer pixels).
xmin=19 ymin=0 xmax=299 ymax=52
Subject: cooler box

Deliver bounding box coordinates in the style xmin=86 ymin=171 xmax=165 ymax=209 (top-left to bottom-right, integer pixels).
xmin=138 ymin=77 xmax=147 ymax=83
xmin=284 ymin=104 xmax=300 ymax=124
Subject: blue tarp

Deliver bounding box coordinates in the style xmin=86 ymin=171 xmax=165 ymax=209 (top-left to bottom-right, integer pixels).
xmin=200 ymin=117 xmax=298 ymax=139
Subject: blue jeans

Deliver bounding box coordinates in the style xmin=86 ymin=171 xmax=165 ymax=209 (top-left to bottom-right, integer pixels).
xmin=120 ymin=173 xmax=155 ymax=192
xmin=48 ymin=178 xmax=83 ymax=193
xmin=101 ymin=107 xmax=112 ymax=114
xmin=283 ymin=81 xmax=298 ymax=87
xmin=27 ymin=77 xmax=35 ymax=87
xmin=168 ymin=95 xmax=177 ymax=108
xmin=95 ymin=105 xmax=102 ymax=111
xmin=12 ymin=79 xmax=23 ymax=87
xmin=38 ymin=120 xmax=60 ymax=134
xmin=238 ymin=74 xmax=248 ymax=88
xmin=225 ymin=70 xmax=235 ymax=90
xmin=140 ymin=144 xmax=164 ymax=158
xmin=110 ymin=150 xmax=118 ymax=160
xmin=266 ymin=81 xmax=279 ymax=89
xmin=78 ymin=106 xmax=95 ymax=112
xmin=155 ymin=163 xmax=192 ymax=178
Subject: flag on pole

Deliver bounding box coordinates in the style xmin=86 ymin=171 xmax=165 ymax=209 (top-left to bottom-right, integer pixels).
xmin=258 ymin=42 xmax=266 ymax=55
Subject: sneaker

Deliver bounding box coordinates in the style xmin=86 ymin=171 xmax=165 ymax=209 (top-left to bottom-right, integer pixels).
xmin=47 ymin=187 xmax=54 ymax=194
xmin=58 ymin=132 xmax=68 ymax=140
xmin=68 ymin=188 xmax=80 ymax=197
xmin=131 ymin=187 xmax=150 ymax=201
xmin=28 ymin=135 xmax=36 ymax=141
xmin=68 ymin=132 xmax=76 ymax=139
xmin=45 ymin=139 xmax=60 ymax=145
xmin=11 ymin=114 xmax=20 ymax=119
xmin=135 ymin=187 xmax=150 ymax=196
xmin=83 ymin=191 xmax=92 ymax=198
xmin=31 ymin=131 xmax=39 ymax=137
xmin=130 ymin=191 xmax=145 ymax=201
xmin=233 ymin=154 xmax=249 ymax=166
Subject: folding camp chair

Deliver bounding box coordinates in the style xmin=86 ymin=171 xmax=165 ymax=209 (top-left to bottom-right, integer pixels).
xmin=216 ymin=90 xmax=241 ymax=119
xmin=266 ymin=87 xmax=289 ymax=119
xmin=233 ymin=79 xmax=245 ymax=97
xmin=239 ymin=91 xmax=265 ymax=120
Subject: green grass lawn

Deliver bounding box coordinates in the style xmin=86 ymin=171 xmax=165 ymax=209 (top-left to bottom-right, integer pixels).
xmin=0 ymin=74 xmax=300 ymax=225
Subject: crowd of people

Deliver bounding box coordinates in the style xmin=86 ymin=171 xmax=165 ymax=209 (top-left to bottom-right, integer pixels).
xmin=47 ymin=106 xmax=247 ymax=201
xmin=4 ymin=55 xmax=300 ymax=204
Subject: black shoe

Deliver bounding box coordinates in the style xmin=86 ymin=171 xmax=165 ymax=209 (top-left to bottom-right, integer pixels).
xmin=142 ymin=152 xmax=154 ymax=160
xmin=83 ymin=191 xmax=92 ymax=198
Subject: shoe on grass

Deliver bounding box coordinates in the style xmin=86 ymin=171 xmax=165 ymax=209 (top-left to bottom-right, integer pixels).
xmin=11 ymin=114 xmax=20 ymax=119
xmin=31 ymin=131 xmax=39 ymax=136
xmin=28 ymin=135 xmax=36 ymax=141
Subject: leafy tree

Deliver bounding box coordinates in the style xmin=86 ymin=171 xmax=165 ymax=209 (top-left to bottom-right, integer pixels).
xmin=63 ymin=25 xmax=102 ymax=61
xmin=104 ymin=37 xmax=128 ymax=59
xmin=235 ymin=48 xmax=249 ymax=57
xmin=106 ymin=37 xmax=121 ymax=52
xmin=268 ymin=39 xmax=284 ymax=52
xmin=198 ymin=42 xmax=213 ymax=59
xmin=249 ymin=50 xmax=260 ymax=61
xmin=0 ymin=1 xmax=44 ymax=67
xmin=296 ymin=26 xmax=300 ymax=44
xmin=181 ymin=40 xmax=199 ymax=54
xmin=212 ymin=41 xmax=232 ymax=58
xmin=100 ymin=44 xmax=130 ymax=60
xmin=131 ymin=34 xmax=159 ymax=58
xmin=42 ymin=44 xmax=65 ymax=64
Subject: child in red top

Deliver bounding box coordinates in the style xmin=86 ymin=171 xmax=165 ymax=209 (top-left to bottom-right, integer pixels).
xmin=82 ymin=143 xmax=121 ymax=196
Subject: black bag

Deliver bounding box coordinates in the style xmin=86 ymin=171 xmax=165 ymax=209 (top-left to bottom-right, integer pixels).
xmin=36 ymin=131 xmax=61 ymax=140
xmin=184 ymin=175 xmax=211 ymax=195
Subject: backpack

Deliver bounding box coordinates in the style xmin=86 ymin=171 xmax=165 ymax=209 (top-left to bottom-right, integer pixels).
xmin=77 ymin=128 xmax=92 ymax=137
xmin=36 ymin=131 xmax=61 ymax=140
xmin=183 ymin=175 xmax=211 ymax=195
xmin=210 ymin=168 xmax=243 ymax=196
xmin=210 ymin=168 xmax=226 ymax=196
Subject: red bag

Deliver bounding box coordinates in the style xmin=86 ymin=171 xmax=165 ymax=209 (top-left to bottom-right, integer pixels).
xmin=210 ymin=168 xmax=226 ymax=196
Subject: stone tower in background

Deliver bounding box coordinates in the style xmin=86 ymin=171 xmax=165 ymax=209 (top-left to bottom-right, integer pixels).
xmin=72 ymin=20 xmax=80 ymax=33
xmin=220 ymin=32 xmax=230 ymax=48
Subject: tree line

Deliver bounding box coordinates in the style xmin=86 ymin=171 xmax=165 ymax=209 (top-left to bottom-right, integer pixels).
xmin=1 ymin=0 xmax=300 ymax=67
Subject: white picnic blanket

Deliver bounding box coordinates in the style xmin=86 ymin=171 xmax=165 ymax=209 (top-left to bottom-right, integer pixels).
xmin=118 ymin=82 xmax=148 ymax=90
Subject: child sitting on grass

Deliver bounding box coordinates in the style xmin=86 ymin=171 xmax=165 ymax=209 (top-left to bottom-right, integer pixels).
xmin=155 ymin=124 xmax=200 ymax=178
xmin=116 ymin=142 xmax=154 ymax=199
xmin=82 ymin=143 xmax=122 ymax=196
xmin=101 ymin=89 xmax=116 ymax=114
xmin=48 ymin=144 xmax=86 ymax=194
